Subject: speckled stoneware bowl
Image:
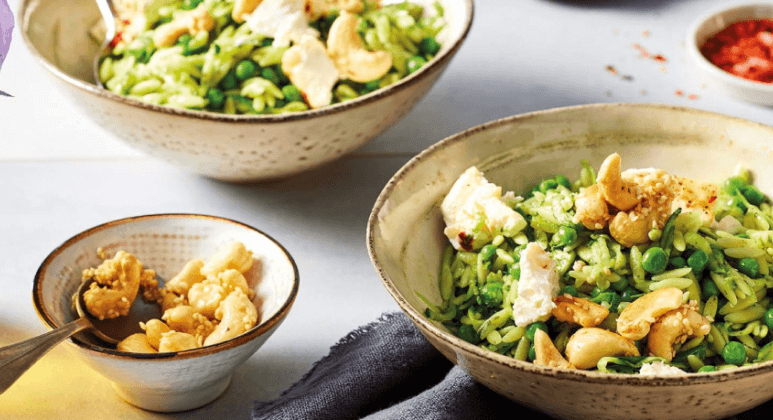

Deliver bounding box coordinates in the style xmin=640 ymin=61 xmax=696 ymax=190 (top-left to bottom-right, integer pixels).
xmin=367 ymin=103 xmax=773 ymax=420
xmin=33 ymin=214 xmax=299 ymax=412
xmin=18 ymin=0 xmax=473 ymax=182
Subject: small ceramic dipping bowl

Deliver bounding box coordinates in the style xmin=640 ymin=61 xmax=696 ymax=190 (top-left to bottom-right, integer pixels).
xmin=18 ymin=0 xmax=474 ymax=182
xmin=367 ymin=103 xmax=773 ymax=420
xmin=687 ymin=3 xmax=773 ymax=105
xmin=33 ymin=214 xmax=299 ymax=412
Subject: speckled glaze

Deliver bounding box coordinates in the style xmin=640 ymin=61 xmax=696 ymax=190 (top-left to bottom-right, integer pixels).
xmin=687 ymin=3 xmax=773 ymax=105
xmin=18 ymin=0 xmax=473 ymax=182
xmin=367 ymin=103 xmax=773 ymax=420
xmin=33 ymin=214 xmax=299 ymax=412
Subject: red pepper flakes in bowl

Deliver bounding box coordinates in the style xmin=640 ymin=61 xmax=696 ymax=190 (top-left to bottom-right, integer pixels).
xmin=700 ymin=19 xmax=773 ymax=83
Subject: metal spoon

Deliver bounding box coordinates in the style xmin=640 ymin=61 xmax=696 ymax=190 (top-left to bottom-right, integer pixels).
xmin=0 ymin=278 xmax=162 ymax=394
xmin=93 ymin=0 xmax=118 ymax=87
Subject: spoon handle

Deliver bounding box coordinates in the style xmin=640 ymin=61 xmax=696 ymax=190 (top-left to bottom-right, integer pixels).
xmin=0 ymin=316 xmax=92 ymax=394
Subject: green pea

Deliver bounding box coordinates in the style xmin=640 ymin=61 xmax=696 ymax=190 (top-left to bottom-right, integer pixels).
xmin=457 ymin=324 xmax=480 ymax=344
xmin=669 ymin=256 xmax=686 ymax=269
xmin=235 ymin=60 xmax=257 ymax=81
xmin=701 ymin=278 xmax=720 ymax=300
xmin=281 ymin=85 xmax=303 ymax=103
xmin=554 ymin=175 xmax=572 ymax=189
xmin=698 ymin=365 xmax=717 ymax=373
xmin=260 ymin=67 xmax=281 ymax=85
xmin=539 ymin=178 xmax=559 ymax=192
xmin=738 ymin=257 xmax=760 ymax=278
xmin=611 ymin=278 xmax=629 ymax=292
xmin=687 ymin=249 xmax=709 ymax=273
xmin=206 ymin=88 xmax=225 ymax=110
xmin=360 ymin=80 xmax=382 ymax=94
xmin=741 ymin=185 xmax=765 ymax=206
xmin=219 ymin=71 xmax=237 ymax=90
xmin=724 ymin=176 xmax=748 ymax=195
xmin=764 ymin=308 xmax=773 ymax=330
xmin=550 ymin=226 xmax=577 ymax=248
xmin=406 ymin=56 xmax=428 ymax=74
xmin=727 ymin=196 xmax=748 ymax=213
xmin=526 ymin=321 xmax=548 ymax=342
xmin=722 ymin=341 xmax=746 ymax=365
xmin=642 ymin=247 xmax=667 ymax=274
xmin=419 ymin=36 xmax=441 ymax=55
xmin=559 ymin=285 xmax=578 ymax=297
xmin=182 ymin=0 xmax=203 ymax=10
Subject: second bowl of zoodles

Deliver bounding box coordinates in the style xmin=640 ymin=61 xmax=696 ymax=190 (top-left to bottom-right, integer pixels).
xmin=98 ymin=0 xmax=446 ymax=114
xmin=425 ymin=152 xmax=773 ymax=375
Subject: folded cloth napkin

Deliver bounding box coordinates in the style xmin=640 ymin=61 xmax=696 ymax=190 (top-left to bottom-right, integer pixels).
xmin=252 ymin=312 xmax=773 ymax=420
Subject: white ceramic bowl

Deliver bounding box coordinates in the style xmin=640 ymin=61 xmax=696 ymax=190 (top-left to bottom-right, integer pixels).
xmin=687 ymin=3 xmax=773 ymax=105
xmin=367 ymin=103 xmax=773 ymax=420
xmin=18 ymin=0 xmax=474 ymax=182
xmin=33 ymin=214 xmax=299 ymax=412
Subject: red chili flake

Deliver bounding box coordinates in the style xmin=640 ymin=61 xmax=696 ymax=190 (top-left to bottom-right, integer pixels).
xmin=709 ymin=195 xmax=717 ymax=204
xmin=653 ymin=54 xmax=667 ymax=62
xmin=606 ymin=64 xmax=618 ymax=75
xmin=687 ymin=94 xmax=699 ymax=100
xmin=675 ymin=89 xmax=684 ymax=97
xmin=700 ymin=19 xmax=773 ymax=82
xmin=109 ymin=31 xmax=124 ymax=48
xmin=458 ymin=233 xmax=473 ymax=251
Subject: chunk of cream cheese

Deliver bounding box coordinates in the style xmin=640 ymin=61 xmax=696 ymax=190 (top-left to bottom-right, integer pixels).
xmin=512 ymin=243 xmax=560 ymax=327
xmin=440 ymin=166 xmax=526 ymax=251
xmin=281 ymin=34 xmax=340 ymax=108
xmin=244 ymin=0 xmax=320 ymax=47
xmin=639 ymin=361 xmax=686 ymax=376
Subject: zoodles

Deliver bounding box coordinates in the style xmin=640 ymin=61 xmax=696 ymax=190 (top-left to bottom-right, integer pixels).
xmin=424 ymin=153 xmax=773 ymax=375
xmin=97 ymin=0 xmax=445 ymax=114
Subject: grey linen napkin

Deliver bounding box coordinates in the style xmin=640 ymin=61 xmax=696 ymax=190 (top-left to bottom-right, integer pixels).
xmin=252 ymin=312 xmax=773 ymax=420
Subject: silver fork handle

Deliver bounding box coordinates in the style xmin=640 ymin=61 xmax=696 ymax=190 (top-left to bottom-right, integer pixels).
xmin=0 ymin=316 xmax=92 ymax=394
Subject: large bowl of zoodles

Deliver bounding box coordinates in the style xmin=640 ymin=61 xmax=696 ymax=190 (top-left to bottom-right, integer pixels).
xmin=19 ymin=0 xmax=473 ymax=181
xmin=367 ymin=103 xmax=773 ymax=420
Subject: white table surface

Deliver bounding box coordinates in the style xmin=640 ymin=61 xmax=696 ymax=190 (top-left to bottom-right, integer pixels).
xmin=1 ymin=0 xmax=773 ymax=418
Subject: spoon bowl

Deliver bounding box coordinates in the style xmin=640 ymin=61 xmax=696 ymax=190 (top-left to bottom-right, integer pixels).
xmin=92 ymin=0 xmax=116 ymax=87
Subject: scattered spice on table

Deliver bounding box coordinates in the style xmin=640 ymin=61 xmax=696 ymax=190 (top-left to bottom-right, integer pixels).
xmin=700 ymin=19 xmax=773 ymax=83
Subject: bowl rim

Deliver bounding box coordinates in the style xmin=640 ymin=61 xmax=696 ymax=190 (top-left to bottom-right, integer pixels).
xmin=32 ymin=213 xmax=300 ymax=360
xmin=367 ymin=102 xmax=773 ymax=384
xmin=18 ymin=0 xmax=474 ymax=124
xmin=686 ymin=2 xmax=773 ymax=91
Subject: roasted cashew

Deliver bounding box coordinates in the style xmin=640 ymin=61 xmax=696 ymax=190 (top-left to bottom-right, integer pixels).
xmin=596 ymin=153 xmax=640 ymax=211
xmin=187 ymin=279 xmax=227 ymax=319
xmin=201 ymin=241 xmax=254 ymax=277
xmin=609 ymin=211 xmax=654 ymax=248
xmin=304 ymin=0 xmax=369 ymax=20
xmin=573 ymin=184 xmax=610 ymax=230
xmin=647 ymin=306 xmax=711 ymax=361
xmin=117 ymin=333 xmax=157 ymax=353
xmin=158 ymin=331 xmax=199 ymax=352
xmin=82 ymin=251 xmax=149 ymax=320
xmin=165 ymin=258 xmax=205 ymax=296
xmin=152 ymin=4 xmax=215 ymax=47
xmin=533 ymin=328 xmax=574 ymax=369
xmin=616 ymin=287 xmax=683 ymax=340
xmin=564 ymin=327 xmax=639 ymax=369
xmin=326 ymin=11 xmax=393 ymax=83
xmin=162 ymin=305 xmax=217 ymax=342
xmin=552 ymin=295 xmax=609 ymax=328
xmin=203 ymin=289 xmax=259 ymax=346
xmin=141 ymin=318 xmax=171 ymax=350
xmin=281 ymin=35 xmax=340 ymax=109
xmin=161 ymin=289 xmax=188 ymax=312
xmin=232 ymin=0 xmax=262 ymax=23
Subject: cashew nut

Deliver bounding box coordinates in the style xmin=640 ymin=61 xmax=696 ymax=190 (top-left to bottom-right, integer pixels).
xmin=573 ymin=184 xmax=610 ymax=230
xmin=152 ymin=4 xmax=215 ymax=47
xmin=596 ymin=153 xmax=640 ymax=211
xmin=82 ymin=251 xmax=149 ymax=320
xmin=141 ymin=318 xmax=171 ymax=350
xmin=326 ymin=11 xmax=393 ymax=83
xmin=161 ymin=288 xmax=188 ymax=312
xmin=564 ymin=327 xmax=640 ymax=369
xmin=281 ymin=35 xmax=340 ymax=108
xmin=533 ymin=328 xmax=574 ymax=369
xmin=158 ymin=331 xmax=199 ymax=352
xmin=162 ymin=305 xmax=217 ymax=342
xmin=617 ymin=287 xmax=684 ymax=340
xmin=304 ymin=0 xmax=368 ymax=20
xmin=203 ymin=289 xmax=259 ymax=346
xmin=552 ymin=295 xmax=609 ymax=328
xmin=165 ymin=258 xmax=206 ymax=296
xmin=117 ymin=333 xmax=157 ymax=353
xmin=647 ymin=306 xmax=711 ymax=361
xmin=201 ymin=241 xmax=254 ymax=277
xmin=232 ymin=0 xmax=262 ymax=23
xmin=187 ymin=279 xmax=227 ymax=319
xmin=609 ymin=211 xmax=654 ymax=248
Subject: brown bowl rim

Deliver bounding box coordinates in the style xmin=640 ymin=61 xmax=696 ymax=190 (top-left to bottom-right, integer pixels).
xmin=33 ymin=213 xmax=300 ymax=360
xmin=367 ymin=102 xmax=773 ymax=385
xmin=18 ymin=0 xmax=474 ymax=124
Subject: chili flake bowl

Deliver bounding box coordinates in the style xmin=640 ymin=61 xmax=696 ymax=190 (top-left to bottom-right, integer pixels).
xmin=18 ymin=0 xmax=474 ymax=182
xmin=32 ymin=214 xmax=299 ymax=412
xmin=687 ymin=3 xmax=773 ymax=105
xmin=367 ymin=103 xmax=773 ymax=420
